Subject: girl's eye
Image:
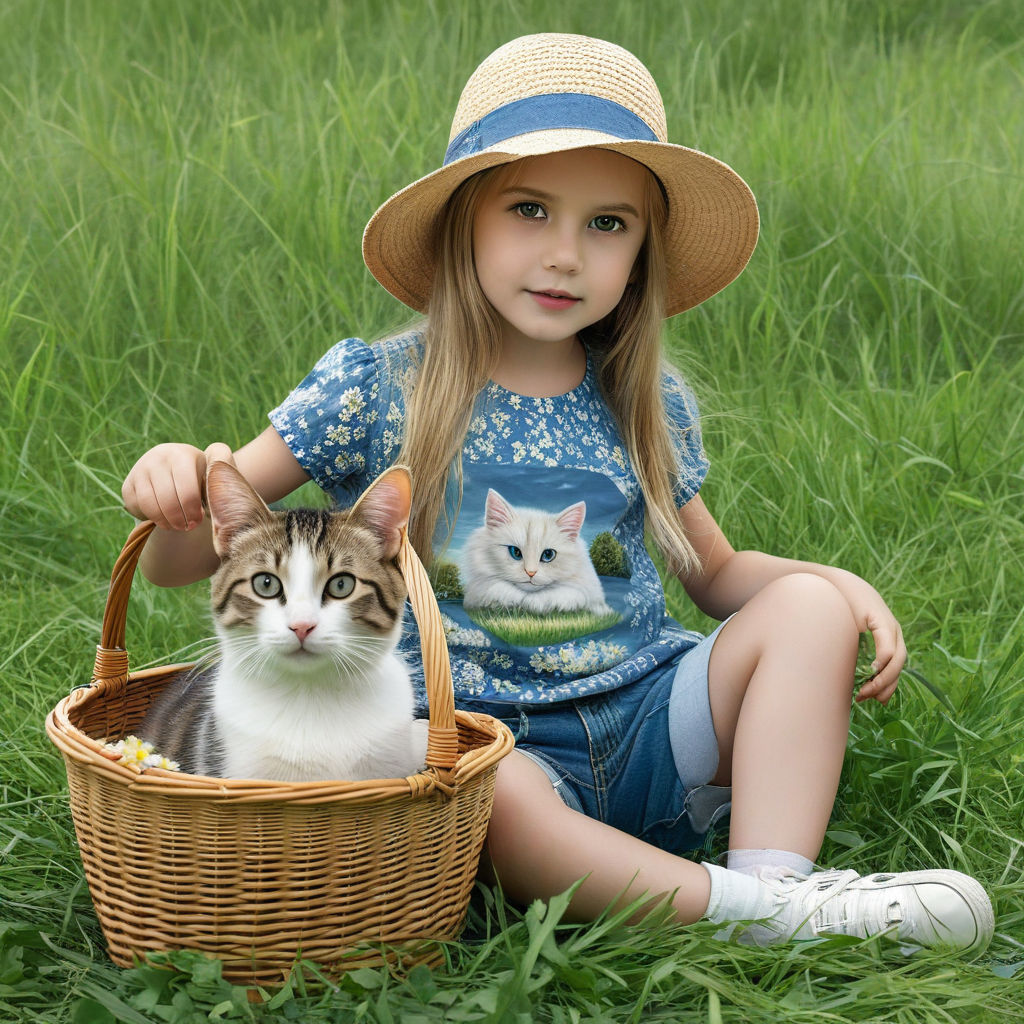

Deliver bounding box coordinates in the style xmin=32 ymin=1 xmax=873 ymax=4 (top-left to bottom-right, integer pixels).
xmin=507 ymin=546 xmax=523 ymax=561
xmin=325 ymin=573 xmax=356 ymax=599
xmin=513 ymin=202 xmax=545 ymax=220
xmin=590 ymin=215 xmax=625 ymax=232
xmin=540 ymin=548 xmax=556 ymax=563
xmin=252 ymin=573 xmax=283 ymax=599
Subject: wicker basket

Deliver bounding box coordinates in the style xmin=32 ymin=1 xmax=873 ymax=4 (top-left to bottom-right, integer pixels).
xmin=46 ymin=520 xmax=514 ymax=985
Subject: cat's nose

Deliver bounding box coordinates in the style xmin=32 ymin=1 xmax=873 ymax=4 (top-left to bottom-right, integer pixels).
xmin=525 ymin=569 xmax=537 ymax=578
xmin=290 ymin=621 xmax=317 ymax=642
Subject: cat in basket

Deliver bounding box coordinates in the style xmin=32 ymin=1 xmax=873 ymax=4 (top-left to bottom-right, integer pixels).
xmin=130 ymin=461 xmax=428 ymax=782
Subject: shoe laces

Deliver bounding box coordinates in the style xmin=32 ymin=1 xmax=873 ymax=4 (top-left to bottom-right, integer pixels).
xmin=759 ymin=867 xmax=887 ymax=939
xmin=816 ymin=878 xmax=905 ymax=938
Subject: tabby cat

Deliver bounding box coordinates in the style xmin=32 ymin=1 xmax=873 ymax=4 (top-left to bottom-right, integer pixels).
xmin=137 ymin=461 xmax=428 ymax=782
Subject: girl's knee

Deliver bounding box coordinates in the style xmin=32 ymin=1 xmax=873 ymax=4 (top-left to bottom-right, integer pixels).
xmin=712 ymin=573 xmax=860 ymax=688
xmin=763 ymin=572 xmax=858 ymax=639
xmin=735 ymin=573 xmax=860 ymax=685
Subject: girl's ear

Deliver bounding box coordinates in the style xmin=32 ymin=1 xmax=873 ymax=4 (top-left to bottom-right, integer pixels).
xmin=350 ymin=466 xmax=412 ymax=559
xmin=205 ymin=461 xmax=273 ymax=557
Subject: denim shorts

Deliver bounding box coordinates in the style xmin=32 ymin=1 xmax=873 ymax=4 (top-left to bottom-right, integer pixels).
xmin=462 ymin=622 xmax=732 ymax=854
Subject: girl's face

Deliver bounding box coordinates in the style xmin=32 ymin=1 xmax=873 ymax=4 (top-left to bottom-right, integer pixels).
xmin=472 ymin=149 xmax=649 ymax=349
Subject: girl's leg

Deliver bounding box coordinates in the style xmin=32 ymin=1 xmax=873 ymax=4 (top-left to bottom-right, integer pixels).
xmin=484 ymin=574 xmax=994 ymax=953
xmin=483 ymin=572 xmax=858 ymax=920
xmin=705 ymin=572 xmax=859 ymax=858
xmin=485 ymin=750 xmax=714 ymax=923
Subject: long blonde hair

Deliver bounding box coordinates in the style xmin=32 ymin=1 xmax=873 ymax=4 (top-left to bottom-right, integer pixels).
xmin=398 ymin=157 xmax=701 ymax=578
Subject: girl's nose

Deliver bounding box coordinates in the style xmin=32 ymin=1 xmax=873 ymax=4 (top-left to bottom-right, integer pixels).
xmin=543 ymin=228 xmax=582 ymax=273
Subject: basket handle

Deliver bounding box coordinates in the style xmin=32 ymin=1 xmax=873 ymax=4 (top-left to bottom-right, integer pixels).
xmin=92 ymin=519 xmax=157 ymax=693
xmin=93 ymin=519 xmax=461 ymax=771
xmin=397 ymin=528 xmax=459 ymax=772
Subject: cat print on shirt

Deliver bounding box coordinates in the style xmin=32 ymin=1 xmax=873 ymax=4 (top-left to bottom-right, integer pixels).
xmin=462 ymin=488 xmax=614 ymax=616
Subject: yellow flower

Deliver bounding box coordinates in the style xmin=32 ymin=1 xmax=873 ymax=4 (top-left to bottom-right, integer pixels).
xmin=102 ymin=735 xmax=180 ymax=772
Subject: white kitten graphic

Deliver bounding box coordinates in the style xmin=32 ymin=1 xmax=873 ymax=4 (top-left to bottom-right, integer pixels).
xmin=462 ymin=489 xmax=614 ymax=615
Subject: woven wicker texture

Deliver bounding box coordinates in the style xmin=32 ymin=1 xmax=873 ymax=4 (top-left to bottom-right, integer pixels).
xmin=362 ymin=32 xmax=759 ymax=318
xmin=448 ymin=34 xmax=668 ymax=142
xmin=46 ymin=521 xmax=514 ymax=985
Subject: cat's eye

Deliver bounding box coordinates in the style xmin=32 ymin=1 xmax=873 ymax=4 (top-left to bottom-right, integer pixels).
xmin=251 ymin=573 xmax=282 ymax=599
xmin=540 ymin=548 xmax=556 ymax=562
xmin=507 ymin=546 xmax=523 ymax=561
xmin=325 ymin=573 xmax=356 ymax=599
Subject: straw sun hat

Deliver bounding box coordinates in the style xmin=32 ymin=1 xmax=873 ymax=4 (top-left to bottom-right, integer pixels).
xmin=362 ymin=33 xmax=759 ymax=318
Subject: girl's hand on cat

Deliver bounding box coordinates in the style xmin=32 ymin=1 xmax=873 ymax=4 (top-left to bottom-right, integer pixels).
xmin=122 ymin=442 xmax=236 ymax=531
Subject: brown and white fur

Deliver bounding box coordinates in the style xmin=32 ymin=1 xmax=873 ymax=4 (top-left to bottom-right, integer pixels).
xmin=137 ymin=461 xmax=428 ymax=781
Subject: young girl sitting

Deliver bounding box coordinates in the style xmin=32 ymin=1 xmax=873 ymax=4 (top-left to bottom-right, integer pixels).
xmin=122 ymin=33 xmax=994 ymax=953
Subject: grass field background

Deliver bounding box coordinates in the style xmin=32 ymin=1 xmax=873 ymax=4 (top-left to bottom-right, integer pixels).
xmin=2 ymin=0 xmax=1022 ymax=1019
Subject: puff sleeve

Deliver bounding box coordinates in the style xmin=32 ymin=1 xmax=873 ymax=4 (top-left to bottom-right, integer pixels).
xmin=661 ymin=368 xmax=709 ymax=507
xmin=269 ymin=337 xmax=389 ymax=508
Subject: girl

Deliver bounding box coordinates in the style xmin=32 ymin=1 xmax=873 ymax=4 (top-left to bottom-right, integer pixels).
xmin=122 ymin=33 xmax=993 ymax=952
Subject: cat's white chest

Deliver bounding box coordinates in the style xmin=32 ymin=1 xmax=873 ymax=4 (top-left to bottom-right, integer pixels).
xmin=214 ymin=653 xmax=426 ymax=782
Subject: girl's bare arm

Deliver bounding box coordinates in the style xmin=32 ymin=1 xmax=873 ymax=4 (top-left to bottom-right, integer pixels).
xmin=677 ymin=494 xmax=905 ymax=704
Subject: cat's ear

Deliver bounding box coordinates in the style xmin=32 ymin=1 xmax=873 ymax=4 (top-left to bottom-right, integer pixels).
xmin=555 ymin=501 xmax=587 ymax=540
xmin=484 ymin=489 xmax=513 ymax=527
xmin=350 ymin=465 xmax=411 ymax=559
xmin=205 ymin=460 xmax=273 ymax=557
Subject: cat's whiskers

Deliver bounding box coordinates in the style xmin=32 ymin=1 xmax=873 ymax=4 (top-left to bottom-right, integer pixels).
xmin=326 ymin=637 xmax=392 ymax=687
xmin=223 ymin=630 xmax=369 ymax=686
xmin=327 ymin=644 xmax=376 ymax=675
xmin=226 ymin=636 xmax=278 ymax=680
xmin=169 ymin=635 xmax=223 ymax=667
xmin=330 ymin=634 xmax=388 ymax=660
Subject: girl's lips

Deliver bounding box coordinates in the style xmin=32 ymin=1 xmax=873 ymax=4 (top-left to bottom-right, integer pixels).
xmin=529 ymin=290 xmax=581 ymax=310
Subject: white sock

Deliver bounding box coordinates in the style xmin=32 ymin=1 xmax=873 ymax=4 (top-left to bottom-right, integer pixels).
xmin=701 ymin=862 xmax=780 ymax=937
xmin=726 ymin=848 xmax=814 ymax=877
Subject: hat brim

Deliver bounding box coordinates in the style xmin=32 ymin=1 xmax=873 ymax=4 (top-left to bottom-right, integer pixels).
xmin=362 ymin=131 xmax=758 ymax=317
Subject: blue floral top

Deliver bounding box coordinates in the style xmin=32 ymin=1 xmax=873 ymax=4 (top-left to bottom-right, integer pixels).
xmin=269 ymin=333 xmax=709 ymax=707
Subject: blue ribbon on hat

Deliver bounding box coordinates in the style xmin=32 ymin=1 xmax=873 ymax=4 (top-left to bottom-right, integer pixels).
xmin=444 ymin=92 xmax=659 ymax=165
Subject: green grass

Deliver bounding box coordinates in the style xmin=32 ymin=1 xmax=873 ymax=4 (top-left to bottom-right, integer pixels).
xmin=466 ymin=607 xmax=623 ymax=646
xmin=2 ymin=0 xmax=1023 ymax=1019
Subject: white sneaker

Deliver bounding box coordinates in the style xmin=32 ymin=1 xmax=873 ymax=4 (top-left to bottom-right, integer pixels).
xmin=741 ymin=867 xmax=995 ymax=955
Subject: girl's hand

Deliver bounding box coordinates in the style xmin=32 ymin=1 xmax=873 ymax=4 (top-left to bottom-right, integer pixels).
xmin=122 ymin=428 xmax=306 ymax=587
xmin=122 ymin=441 xmax=236 ymax=531
xmin=842 ymin=577 xmax=906 ymax=705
